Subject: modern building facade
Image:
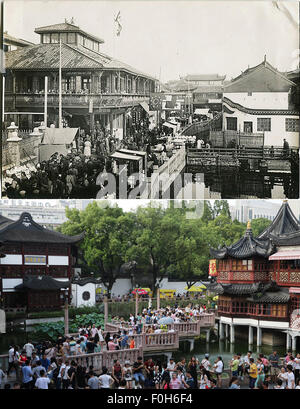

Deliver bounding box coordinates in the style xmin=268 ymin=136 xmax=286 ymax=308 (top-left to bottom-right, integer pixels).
xmin=209 ymin=201 xmax=300 ymax=348
xmin=0 ymin=212 xmax=83 ymax=312
xmin=4 ymin=22 xmax=158 ymax=137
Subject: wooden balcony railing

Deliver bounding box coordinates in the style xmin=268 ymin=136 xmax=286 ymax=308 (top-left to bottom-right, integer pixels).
xmin=7 ymin=93 xmax=150 ymax=110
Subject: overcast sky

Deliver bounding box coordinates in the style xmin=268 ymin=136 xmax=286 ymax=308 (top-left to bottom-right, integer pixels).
xmin=4 ymin=0 xmax=299 ymax=82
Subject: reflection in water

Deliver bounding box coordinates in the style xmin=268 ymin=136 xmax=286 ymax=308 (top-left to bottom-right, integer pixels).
xmin=177 ymin=168 xmax=299 ymax=199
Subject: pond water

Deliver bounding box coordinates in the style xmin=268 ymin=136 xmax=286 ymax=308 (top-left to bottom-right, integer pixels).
xmin=175 ymin=168 xmax=299 ymax=199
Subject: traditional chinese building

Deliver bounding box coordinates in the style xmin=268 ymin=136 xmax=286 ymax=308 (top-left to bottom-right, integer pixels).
xmin=209 ymin=200 xmax=300 ymax=349
xmin=223 ymin=57 xmax=299 ymax=147
xmin=4 ymin=21 xmax=157 ymax=137
xmin=0 ymin=212 xmax=83 ymax=312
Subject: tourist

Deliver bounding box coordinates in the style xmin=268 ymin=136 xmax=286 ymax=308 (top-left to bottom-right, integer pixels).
xmin=228 ymin=376 xmax=240 ymax=389
xmin=213 ymin=356 xmax=224 ymax=388
xmin=35 ymin=369 xmax=50 ymax=389
xmin=248 ymin=358 xmax=257 ymax=389
xmin=23 ymin=341 xmax=35 ymax=359
xmin=132 ymin=356 xmax=145 ymax=387
xmin=200 ymin=353 xmax=211 ymax=372
xmin=286 ymin=364 xmax=295 ymax=389
xmin=99 ymin=367 xmax=114 ymax=389
xmin=230 ymin=354 xmax=239 ymax=377
xmin=112 ymin=359 xmax=122 ymax=387
xmin=22 ymin=359 xmax=34 ymax=389
xmin=274 ymin=378 xmax=285 ymax=389
xmin=153 ymin=361 xmax=163 ymax=389
xmin=122 ymin=360 xmax=133 ymax=389
xmin=269 ymin=350 xmax=280 ymax=383
xmin=255 ymin=357 xmax=265 ymax=387
xmin=294 ymin=353 xmax=300 ymax=384
xmin=32 ymin=360 xmax=46 ymax=379
xmin=87 ymin=372 xmax=99 ymax=389
xmin=62 ymin=360 xmax=71 ymax=389
xmin=169 ymin=372 xmax=183 ymax=389
xmin=199 ymin=368 xmax=210 ymax=389
xmin=187 ymin=356 xmax=198 ymax=388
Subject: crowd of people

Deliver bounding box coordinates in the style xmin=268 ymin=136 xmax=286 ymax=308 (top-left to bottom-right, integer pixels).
xmin=3 ymin=118 xmax=195 ymax=199
xmin=3 ymin=337 xmax=300 ymax=390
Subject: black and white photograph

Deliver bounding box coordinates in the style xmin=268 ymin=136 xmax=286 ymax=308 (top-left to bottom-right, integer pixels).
xmin=1 ymin=0 xmax=299 ymax=199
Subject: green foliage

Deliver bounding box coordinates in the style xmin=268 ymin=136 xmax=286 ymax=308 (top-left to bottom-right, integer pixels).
xmin=57 ymin=200 xmax=272 ymax=294
xmin=250 ymin=218 xmax=271 ymax=237
xmin=73 ymin=313 xmax=105 ymax=328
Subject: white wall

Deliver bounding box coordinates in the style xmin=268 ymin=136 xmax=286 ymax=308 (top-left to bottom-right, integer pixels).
xmin=2 ymin=278 xmax=22 ymax=291
xmin=109 ymin=279 xmax=132 ymax=297
xmin=223 ymin=106 xmax=299 ymax=147
xmin=0 ymin=254 xmax=22 ymax=265
xmin=71 ymin=283 xmax=97 ymax=307
xmin=48 ymin=256 xmax=69 ymax=266
xmin=224 ymin=92 xmax=289 ymax=110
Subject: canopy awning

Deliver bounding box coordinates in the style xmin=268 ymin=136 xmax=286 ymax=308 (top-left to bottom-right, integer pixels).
xmin=118 ymin=149 xmax=146 ymax=157
xmin=110 ymin=152 xmax=142 ymax=161
xmin=269 ymin=250 xmax=300 ymax=260
xmin=41 ymin=127 xmax=78 ymax=145
xmin=139 ymin=101 xmax=150 ymax=114
xmin=163 ymin=121 xmax=177 ymax=129
xmin=194 ymin=108 xmax=210 ymax=115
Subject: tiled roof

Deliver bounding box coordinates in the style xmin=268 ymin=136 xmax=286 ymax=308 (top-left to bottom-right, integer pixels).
xmin=247 ymin=290 xmax=290 ymax=304
xmin=184 ymin=74 xmax=226 ymax=81
xmin=193 ymin=85 xmax=223 ymax=93
xmin=5 ymin=43 xmax=156 ymax=80
xmin=15 ymin=275 xmax=70 ymax=291
xmin=4 ymin=32 xmax=34 ymax=46
xmin=258 ymin=201 xmax=300 ymax=240
xmin=210 ymin=225 xmax=274 ymax=260
xmin=0 ymin=212 xmax=84 ymax=244
xmin=5 ymin=43 xmax=103 ymax=70
xmin=223 ymin=97 xmax=299 ymax=116
xmin=208 ymin=281 xmax=282 ymax=297
xmin=34 ymin=22 xmax=104 ymax=44
xmin=224 ymin=59 xmax=295 ymax=92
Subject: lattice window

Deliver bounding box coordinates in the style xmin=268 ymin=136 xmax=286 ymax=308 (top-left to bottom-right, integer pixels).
xmin=257 ymin=118 xmax=271 ymax=132
xmin=285 ymin=118 xmax=299 ymax=132
xmin=279 ymin=272 xmax=289 ymax=282
xmin=290 ymin=272 xmax=300 ymax=282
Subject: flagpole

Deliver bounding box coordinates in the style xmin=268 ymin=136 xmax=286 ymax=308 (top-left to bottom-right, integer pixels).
xmin=44 ymin=75 xmax=48 ymax=127
xmin=58 ymin=39 xmax=62 ymax=128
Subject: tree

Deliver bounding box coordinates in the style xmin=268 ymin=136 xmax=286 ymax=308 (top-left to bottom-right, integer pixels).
xmin=127 ymin=205 xmax=183 ymax=292
xmin=213 ymin=200 xmax=231 ymax=218
xmin=59 ymin=202 xmax=135 ymax=296
xmin=168 ymin=218 xmax=209 ymax=288
xmin=201 ymin=201 xmax=214 ymax=222
xmin=250 ymin=218 xmax=272 ymax=237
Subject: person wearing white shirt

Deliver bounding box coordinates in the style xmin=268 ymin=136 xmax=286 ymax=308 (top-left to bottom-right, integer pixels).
xmin=277 ymin=367 xmax=288 ymax=389
xmin=294 ymin=353 xmax=300 ymax=384
xmin=35 ymin=370 xmax=50 ymax=389
xmin=167 ymin=359 xmax=176 ymax=377
xmin=0 ymin=368 xmax=6 ymax=388
xmin=286 ymin=365 xmax=295 ymax=389
xmin=23 ymin=342 xmax=35 ymax=358
xmin=201 ymin=355 xmax=211 ymax=371
xmin=99 ymin=367 xmax=114 ymax=389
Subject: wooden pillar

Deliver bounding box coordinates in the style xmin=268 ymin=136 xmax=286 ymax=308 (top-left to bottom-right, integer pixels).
xmin=135 ymin=292 xmax=138 ymax=317
xmin=104 ymin=295 xmax=108 ymax=324
xmin=64 ymin=298 xmax=69 ymax=336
